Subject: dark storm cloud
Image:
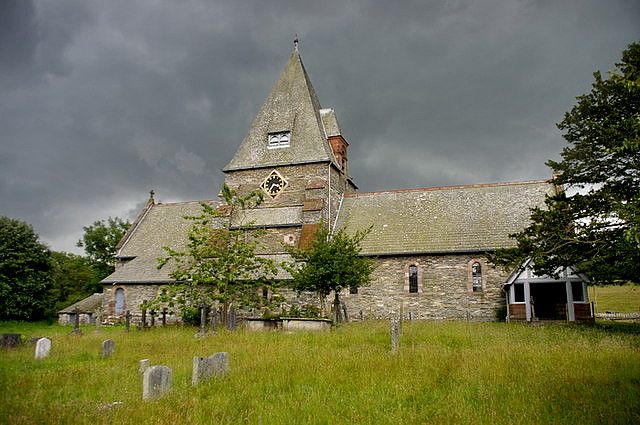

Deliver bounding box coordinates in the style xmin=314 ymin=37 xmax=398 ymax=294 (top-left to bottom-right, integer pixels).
xmin=0 ymin=0 xmax=638 ymax=252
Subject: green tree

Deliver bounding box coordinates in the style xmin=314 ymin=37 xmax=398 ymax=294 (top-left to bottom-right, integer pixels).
xmin=286 ymin=225 xmax=374 ymax=323
xmin=491 ymin=42 xmax=640 ymax=282
xmin=156 ymin=184 xmax=277 ymax=322
xmin=49 ymin=251 xmax=104 ymax=314
xmin=77 ymin=217 xmax=130 ymax=277
xmin=0 ymin=216 xmax=52 ymax=320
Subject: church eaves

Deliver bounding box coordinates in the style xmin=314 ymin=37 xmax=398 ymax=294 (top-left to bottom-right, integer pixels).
xmin=223 ymin=49 xmax=337 ymax=172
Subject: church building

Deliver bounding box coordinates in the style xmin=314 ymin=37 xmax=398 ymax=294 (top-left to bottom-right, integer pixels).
xmin=100 ymin=46 xmax=592 ymax=323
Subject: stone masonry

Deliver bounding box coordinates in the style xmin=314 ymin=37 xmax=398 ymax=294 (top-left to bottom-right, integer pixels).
xmin=341 ymin=254 xmax=507 ymax=321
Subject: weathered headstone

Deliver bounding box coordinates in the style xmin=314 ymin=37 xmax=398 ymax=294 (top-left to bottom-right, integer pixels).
xmin=1 ymin=333 xmax=22 ymax=348
xmin=210 ymin=308 xmax=218 ymax=330
xmin=101 ymin=339 xmax=115 ymax=359
xmin=141 ymin=304 xmax=147 ymax=330
xmin=35 ymin=337 xmax=52 ymax=359
xmin=69 ymin=307 xmax=82 ymax=335
xmin=142 ymin=365 xmax=172 ymax=400
xmin=227 ymin=307 xmax=237 ymax=331
xmin=192 ymin=352 xmax=230 ymax=386
xmin=390 ymin=318 xmax=400 ymax=353
xmin=125 ymin=310 xmax=131 ymax=332
xmin=139 ymin=358 xmax=151 ymax=374
xmin=341 ymin=302 xmax=349 ymax=322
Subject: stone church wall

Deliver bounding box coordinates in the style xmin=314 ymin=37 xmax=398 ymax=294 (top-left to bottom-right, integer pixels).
xmin=224 ymin=163 xmax=331 ymax=210
xmin=102 ymin=284 xmax=161 ymax=323
xmin=340 ymin=254 xmax=508 ymax=321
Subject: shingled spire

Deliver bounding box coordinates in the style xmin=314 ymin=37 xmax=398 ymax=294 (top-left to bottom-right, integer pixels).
xmin=223 ymin=49 xmax=336 ymax=171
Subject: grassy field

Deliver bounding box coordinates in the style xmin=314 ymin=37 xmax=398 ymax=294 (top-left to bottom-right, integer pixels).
xmin=1 ymin=321 xmax=639 ymax=425
xmin=589 ymin=283 xmax=640 ymax=313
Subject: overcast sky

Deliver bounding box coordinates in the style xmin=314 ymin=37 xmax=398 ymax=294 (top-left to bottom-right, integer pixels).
xmin=1 ymin=0 xmax=638 ymax=254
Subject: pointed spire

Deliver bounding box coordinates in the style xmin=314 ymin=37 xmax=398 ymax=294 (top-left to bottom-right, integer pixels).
xmin=223 ymin=48 xmax=337 ymax=172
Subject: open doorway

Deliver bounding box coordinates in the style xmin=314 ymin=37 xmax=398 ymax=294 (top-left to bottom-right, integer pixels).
xmin=530 ymin=282 xmax=567 ymax=320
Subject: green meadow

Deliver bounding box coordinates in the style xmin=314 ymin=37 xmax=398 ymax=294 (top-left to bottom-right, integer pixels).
xmin=589 ymin=283 xmax=640 ymax=313
xmin=1 ymin=321 xmax=639 ymax=425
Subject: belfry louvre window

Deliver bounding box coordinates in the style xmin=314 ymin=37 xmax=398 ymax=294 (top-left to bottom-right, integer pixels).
xmin=471 ymin=262 xmax=482 ymax=292
xmin=409 ymin=265 xmax=419 ymax=293
xmin=267 ymin=131 xmax=290 ymax=148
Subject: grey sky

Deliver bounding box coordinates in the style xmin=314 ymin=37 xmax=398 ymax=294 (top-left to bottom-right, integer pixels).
xmin=1 ymin=0 xmax=638 ymax=253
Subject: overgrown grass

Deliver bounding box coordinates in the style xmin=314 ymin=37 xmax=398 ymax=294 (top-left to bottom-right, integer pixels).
xmin=589 ymin=283 xmax=640 ymax=313
xmin=1 ymin=321 xmax=639 ymax=424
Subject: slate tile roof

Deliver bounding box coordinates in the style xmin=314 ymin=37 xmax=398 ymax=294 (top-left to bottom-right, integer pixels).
xmin=58 ymin=293 xmax=104 ymax=314
xmin=223 ymin=50 xmax=338 ymax=171
xmin=102 ymin=200 xmax=217 ymax=283
xmin=334 ymin=180 xmax=553 ymax=256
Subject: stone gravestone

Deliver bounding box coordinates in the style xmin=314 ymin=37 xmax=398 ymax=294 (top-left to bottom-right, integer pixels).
xmin=101 ymin=339 xmax=115 ymax=359
xmin=197 ymin=304 xmax=207 ymax=337
xmin=390 ymin=319 xmax=400 ymax=353
xmin=139 ymin=358 xmax=151 ymax=374
xmin=68 ymin=307 xmax=82 ymax=335
xmin=192 ymin=352 xmax=230 ymax=386
xmin=227 ymin=307 xmax=237 ymax=331
xmin=125 ymin=310 xmax=131 ymax=332
xmin=1 ymin=333 xmax=22 ymax=348
xmin=35 ymin=337 xmax=52 ymax=359
xmin=142 ymin=365 xmax=172 ymax=400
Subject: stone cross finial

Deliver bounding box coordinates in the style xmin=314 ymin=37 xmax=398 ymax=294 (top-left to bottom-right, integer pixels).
xmin=149 ymin=190 xmax=155 ymax=202
xmin=294 ymin=34 xmax=299 ymax=52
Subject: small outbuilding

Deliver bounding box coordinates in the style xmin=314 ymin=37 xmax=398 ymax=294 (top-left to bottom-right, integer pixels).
xmin=503 ymin=259 xmax=593 ymax=322
xmin=58 ymin=293 xmax=104 ymax=325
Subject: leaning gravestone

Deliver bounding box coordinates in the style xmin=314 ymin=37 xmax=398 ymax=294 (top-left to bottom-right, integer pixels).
xmin=101 ymin=339 xmax=115 ymax=359
xmin=1 ymin=333 xmax=22 ymax=348
xmin=192 ymin=352 xmax=230 ymax=386
xmin=35 ymin=337 xmax=52 ymax=359
xmin=142 ymin=365 xmax=172 ymax=400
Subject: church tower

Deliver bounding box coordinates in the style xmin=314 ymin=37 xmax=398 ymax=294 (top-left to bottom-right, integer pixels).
xmin=223 ymin=46 xmax=356 ymax=252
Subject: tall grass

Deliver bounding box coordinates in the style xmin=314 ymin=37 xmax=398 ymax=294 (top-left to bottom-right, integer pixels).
xmin=1 ymin=321 xmax=638 ymax=424
xmin=589 ymin=283 xmax=640 ymax=313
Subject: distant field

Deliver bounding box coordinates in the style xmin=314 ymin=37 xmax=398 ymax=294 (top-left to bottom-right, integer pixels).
xmin=0 ymin=321 xmax=638 ymax=425
xmin=588 ymin=283 xmax=640 ymax=313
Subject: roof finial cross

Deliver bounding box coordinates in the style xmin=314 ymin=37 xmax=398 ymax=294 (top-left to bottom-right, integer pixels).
xmin=149 ymin=189 xmax=155 ymax=202
xmin=294 ymin=34 xmax=299 ymax=52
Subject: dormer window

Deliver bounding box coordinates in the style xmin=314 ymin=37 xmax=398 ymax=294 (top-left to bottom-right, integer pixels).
xmin=267 ymin=131 xmax=290 ymax=149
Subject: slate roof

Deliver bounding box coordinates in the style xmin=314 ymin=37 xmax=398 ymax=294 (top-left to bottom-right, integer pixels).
xmin=335 ymin=180 xmax=553 ymax=256
xmin=103 ymin=200 xmax=217 ymax=283
xmin=223 ymin=49 xmax=338 ymax=171
xmin=59 ymin=293 xmax=104 ymax=314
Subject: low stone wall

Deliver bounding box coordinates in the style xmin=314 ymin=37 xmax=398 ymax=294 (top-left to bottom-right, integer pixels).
xmin=595 ymin=312 xmax=640 ymax=321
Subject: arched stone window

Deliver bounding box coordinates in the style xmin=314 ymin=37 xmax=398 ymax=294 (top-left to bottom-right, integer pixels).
xmin=467 ymin=259 xmax=485 ymax=293
xmin=115 ymin=288 xmax=125 ymax=315
xmin=409 ymin=265 xmax=419 ymax=293
xmin=471 ymin=262 xmax=482 ymax=292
